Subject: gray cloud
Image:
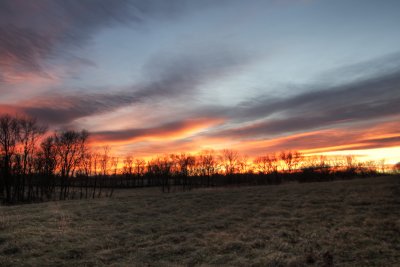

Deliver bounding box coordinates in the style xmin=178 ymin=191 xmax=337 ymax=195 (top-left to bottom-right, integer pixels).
xmin=316 ymin=51 xmax=400 ymax=84
xmin=199 ymin=68 xmax=400 ymax=139
xmin=4 ymin=48 xmax=249 ymax=124
xmin=0 ymin=26 xmax=53 ymax=74
xmin=22 ymin=54 xmax=399 ymax=131
xmin=233 ymin=69 xmax=400 ymax=121
xmin=0 ymin=0 xmax=134 ymax=78
xmin=92 ymin=118 xmax=213 ymax=142
xmin=0 ymin=0 xmax=227 ymax=81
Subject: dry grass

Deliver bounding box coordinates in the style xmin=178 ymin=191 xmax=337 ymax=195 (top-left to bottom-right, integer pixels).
xmin=1 ymin=176 xmax=399 ymax=266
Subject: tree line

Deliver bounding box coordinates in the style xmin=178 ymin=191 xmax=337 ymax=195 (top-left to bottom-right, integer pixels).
xmin=0 ymin=114 xmax=114 ymax=204
xmin=0 ymin=114 xmax=396 ymax=204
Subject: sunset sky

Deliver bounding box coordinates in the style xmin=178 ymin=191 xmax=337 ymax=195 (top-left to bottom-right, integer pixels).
xmin=1 ymin=0 xmax=400 ymax=163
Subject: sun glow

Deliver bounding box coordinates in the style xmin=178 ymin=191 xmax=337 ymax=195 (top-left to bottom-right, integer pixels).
xmin=309 ymin=146 xmax=400 ymax=165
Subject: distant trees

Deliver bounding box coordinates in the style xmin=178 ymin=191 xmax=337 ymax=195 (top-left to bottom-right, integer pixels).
xmin=280 ymin=151 xmax=302 ymax=173
xmin=123 ymin=156 xmax=134 ymax=176
xmin=196 ymin=150 xmax=217 ymax=187
xmin=198 ymin=150 xmax=217 ymax=177
xmin=1 ymin=113 xmax=393 ymax=204
xmin=147 ymin=155 xmax=172 ymax=192
xmin=254 ymin=154 xmax=278 ymax=174
xmin=0 ymin=114 xmax=110 ymax=204
xmin=220 ymin=149 xmax=239 ymax=175
xmin=393 ymin=162 xmax=400 ymax=174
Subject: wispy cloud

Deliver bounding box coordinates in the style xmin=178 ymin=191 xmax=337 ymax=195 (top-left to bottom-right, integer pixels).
xmin=0 ymin=0 xmax=230 ymax=83
xmin=199 ymin=67 xmax=400 ymax=139
xmin=92 ymin=117 xmax=223 ymax=143
xmin=1 ymin=0 xmax=400 ymax=160
xmin=0 ymin=1 xmax=135 ymax=80
xmin=229 ymin=120 xmax=400 ymax=156
xmin=1 ymin=48 xmax=250 ymax=124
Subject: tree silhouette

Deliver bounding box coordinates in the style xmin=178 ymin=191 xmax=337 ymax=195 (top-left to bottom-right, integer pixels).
xmin=0 ymin=115 xmax=20 ymax=202
xmin=221 ymin=149 xmax=239 ymax=175
xmin=393 ymin=162 xmax=400 ymax=174
xmin=0 ymin=113 xmax=389 ymax=204
xmin=54 ymin=130 xmax=89 ymax=200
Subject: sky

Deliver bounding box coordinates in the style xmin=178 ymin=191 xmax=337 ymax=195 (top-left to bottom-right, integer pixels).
xmin=0 ymin=0 xmax=400 ymax=163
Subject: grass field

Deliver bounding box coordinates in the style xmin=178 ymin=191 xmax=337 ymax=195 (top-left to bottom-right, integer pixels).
xmin=1 ymin=176 xmax=399 ymax=266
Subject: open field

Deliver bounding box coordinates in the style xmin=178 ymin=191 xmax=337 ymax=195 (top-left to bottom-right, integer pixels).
xmin=1 ymin=176 xmax=399 ymax=266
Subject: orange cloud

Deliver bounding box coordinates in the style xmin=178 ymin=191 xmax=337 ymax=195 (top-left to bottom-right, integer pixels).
xmin=85 ymin=115 xmax=400 ymax=164
xmin=90 ymin=118 xmax=224 ymax=146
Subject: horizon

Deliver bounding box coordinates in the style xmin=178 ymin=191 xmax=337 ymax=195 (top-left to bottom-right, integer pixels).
xmin=1 ymin=0 xmax=400 ymax=164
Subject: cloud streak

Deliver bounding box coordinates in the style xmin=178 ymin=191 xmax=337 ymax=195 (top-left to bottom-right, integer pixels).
xmin=92 ymin=117 xmax=222 ymax=143
xmin=0 ymin=1 xmax=136 ymax=80
xmin=1 ymin=1 xmax=400 ymax=161
xmin=0 ymin=0 xmax=232 ymax=83
xmin=233 ymin=120 xmax=400 ymax=156
xmin=202 ymin=68 xmax=400 ymax=139
xmin=1 ymin=48 xmax=249 ymax=124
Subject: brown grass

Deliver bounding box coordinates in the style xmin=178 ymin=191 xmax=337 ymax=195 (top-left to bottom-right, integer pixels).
xmin=1 ymin=176 xmax=399 ymax=266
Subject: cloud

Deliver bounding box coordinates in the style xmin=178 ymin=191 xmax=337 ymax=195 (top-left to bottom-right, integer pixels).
xmin=89 ymin=120 xmax=400 ymax=158
xmin=236 ymin=69 xmax=399 ymax=119
xmin=0 ymin=0 xmax=232 ymax=83
xmin=232 ymin=120 xmax=400 ymax=156
xmin=2 ymin=48 xmax=249 ymax=124
xmin=0 ymin=26 xmax=52 ymax=75
xmin=0 ymin=1 xmax=136 ymax=80
xmin=199 ymin=68 xmax=400 ymax=139
xmin=330 ymin=50 xmax=400 ymax=84
xmin=138 ymin=48 xmax=249 ymax=98
xmin=91 ymin=117 xmax=222 ymax=143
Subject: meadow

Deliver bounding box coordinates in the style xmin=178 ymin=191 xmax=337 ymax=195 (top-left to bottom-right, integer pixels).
xmin=0 ymin=176 xmax=399 ymax=266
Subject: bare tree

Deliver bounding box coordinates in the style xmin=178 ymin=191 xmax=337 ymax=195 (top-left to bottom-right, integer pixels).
xmin=238 ymin=155 xmax=250 ymax=173
xmin=254 ymin=156 xmax=269 ymax=174
xmin=18 ymin=116 xmax=46 ymax=201
xmin=123 ymin=156 xmax=134 ymax=175
xmin=92 ymin=152 xmax=100 ymax=176
xmin=134 ymin=158 xmax=146 ymax=187
xmin=0 ymin=115 xmax=20 ymax=202
xmin=292 ymin=151 xmax=303 ymax=171
xmin=147 ymin=155 xmax=172 ymax=192
xmin=134 ymin=158 xmax=146 ymax=176
xmin=54 ymin=130 xmax=89 ymax=200
xmin=220 ymin=149 xmax=239 ymax=175
xmin=280 ymin=151 xmax=302 ymax=173
xmin=122 ymin=156 xmax=134 ymax=186
xmin=91 ymin=152 xmax=100 ymax=198
xmin=198 ymin=150 xmax=217 ymax=177
xmin=98 ymin=145 xmax=111 ymax=197
xmin=345 ymin=155 xmax=356 ymax=174
xmin=35 ymin=136 xmax=57 ymax=200
xmin=111 ymin=156 xmax=119 ymax=176
xmin=177 ymin=153 xmax=195 ymax=176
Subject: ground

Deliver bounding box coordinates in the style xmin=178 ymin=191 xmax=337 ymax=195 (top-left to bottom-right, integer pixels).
xmin=1 ymin=176 xmax=399 ymax=266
